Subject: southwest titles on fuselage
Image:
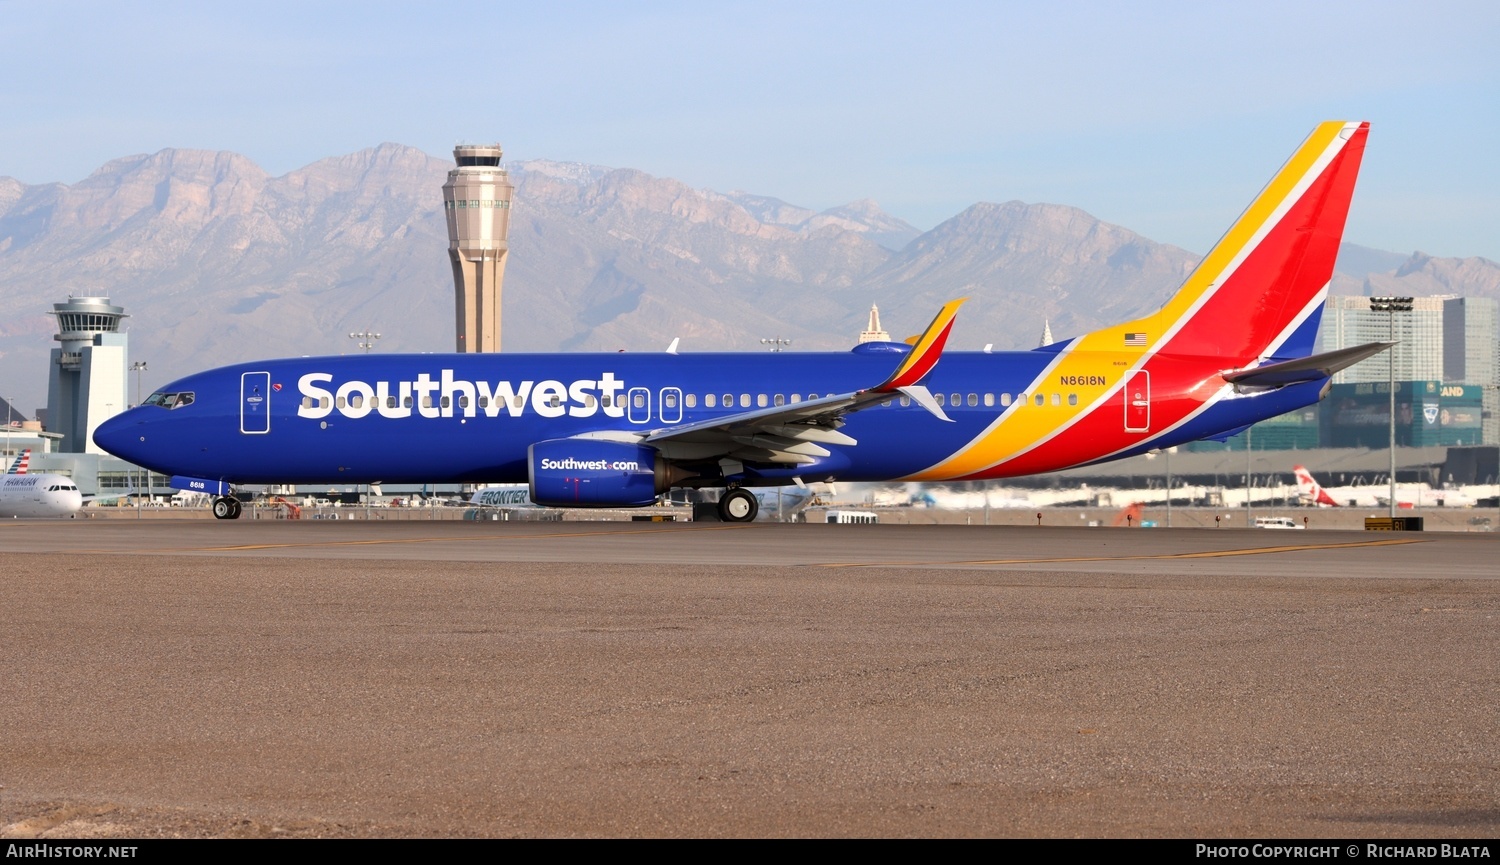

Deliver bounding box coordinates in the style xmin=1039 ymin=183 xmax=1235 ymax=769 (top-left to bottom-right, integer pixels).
xmin=297 ymin=370 xmax=629 ymax=421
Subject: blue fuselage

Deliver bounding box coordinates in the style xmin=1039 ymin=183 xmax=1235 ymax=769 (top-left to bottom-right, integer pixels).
xmin=93 ymin=348 xmax=1324 ymax=488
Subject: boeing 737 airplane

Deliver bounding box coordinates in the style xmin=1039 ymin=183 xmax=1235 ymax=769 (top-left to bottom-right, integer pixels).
xmin=94 ymin=121 xmax=1388 ymax=522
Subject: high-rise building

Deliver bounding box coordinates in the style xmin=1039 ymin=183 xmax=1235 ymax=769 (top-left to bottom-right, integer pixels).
xmin=45 ymin=295 xmax=129 ymax=454
xmin=1318 ymin=296 xmax=1446 ymax=384
xmin=1311 ymin=294 xmax=1498 ymax=446
xmin=442 ymin=144 xmax=515 ymax=352
xmin=1443 ymin=296 xmax=1500 ymax=444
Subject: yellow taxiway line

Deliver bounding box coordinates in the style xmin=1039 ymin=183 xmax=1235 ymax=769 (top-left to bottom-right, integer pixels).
xmin=819 ymin=537 xmax=1426 ymax=568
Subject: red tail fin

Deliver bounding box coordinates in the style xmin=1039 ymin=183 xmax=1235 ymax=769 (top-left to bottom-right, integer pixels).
xmin=1294 ymin=465 xmax=1340 ymax=507
xmin=1145 ymin=121 xmax=1369 ymax=363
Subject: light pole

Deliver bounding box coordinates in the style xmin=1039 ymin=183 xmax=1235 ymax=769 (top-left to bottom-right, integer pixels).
xmin=1246 ymin=425 xmax=1253 ymax=523
xmin=761 ymin=337 xmax=791 ymax=352
xmin=1370 ymin=297 xmax=1412 ymax=517
xmin=349 ymin=330 xmax=382 ymax=353
xmin=1144 ymin=447 xmax=1178 ymax=526
xmin=129 ymin=361 xmax=148 ymax=406
xmin=1165 ymin=446 xmax=1175 ymax=527
xmin=130 ymin=361 xmax=148 ymax=512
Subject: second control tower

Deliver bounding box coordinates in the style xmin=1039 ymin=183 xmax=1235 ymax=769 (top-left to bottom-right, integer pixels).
xmin=442 ymin=144 xmax=515 ymax=352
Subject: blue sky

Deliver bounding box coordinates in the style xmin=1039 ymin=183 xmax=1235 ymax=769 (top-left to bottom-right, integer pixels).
xmin=3 ymin=1 xmax=1497 ymax=258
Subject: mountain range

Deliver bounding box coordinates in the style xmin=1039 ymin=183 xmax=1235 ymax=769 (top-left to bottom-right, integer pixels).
xmin=1 ymin=144 xmax=1496 ymax=417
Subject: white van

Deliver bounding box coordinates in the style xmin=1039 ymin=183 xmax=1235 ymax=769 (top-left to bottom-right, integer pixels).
xmin=1254 ymin=516 xmax=1303 ymax=530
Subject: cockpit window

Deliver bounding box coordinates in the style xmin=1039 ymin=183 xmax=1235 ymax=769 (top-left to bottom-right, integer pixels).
xmin=143 ymin=391 xmax=196 ymax=409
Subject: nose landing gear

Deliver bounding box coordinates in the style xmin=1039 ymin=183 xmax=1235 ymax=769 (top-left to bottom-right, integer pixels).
xmin=212 ymin=497 xmax=242 ymax=520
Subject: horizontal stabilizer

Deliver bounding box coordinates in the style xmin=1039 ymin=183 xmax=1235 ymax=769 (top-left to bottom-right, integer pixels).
xmin=1223 ymin=342 xmax=1394 ymax=388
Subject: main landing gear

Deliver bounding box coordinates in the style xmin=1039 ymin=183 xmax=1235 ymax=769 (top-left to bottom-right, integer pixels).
xmin=717 ymin=488 xmax=759 ymax=523
xmin=212 ymin=497 xmax=242 ymax=520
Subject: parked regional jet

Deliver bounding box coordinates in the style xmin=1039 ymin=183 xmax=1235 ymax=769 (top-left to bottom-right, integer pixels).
xmin=94 ymin=121 xmax=1387 ymax=523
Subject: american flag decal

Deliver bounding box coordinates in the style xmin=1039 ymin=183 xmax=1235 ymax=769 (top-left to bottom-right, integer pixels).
xmin=1124 ymin=332 xmax=1147 ymax=346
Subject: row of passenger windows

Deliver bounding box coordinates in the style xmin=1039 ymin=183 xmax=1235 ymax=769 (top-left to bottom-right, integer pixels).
xmin=656 ymin=392 xmax=1082 ymax=409
xmin=301 ymin=391 xmax=1083 ymax=410
xmin=445 ymin=199 xmax=510 ymax=209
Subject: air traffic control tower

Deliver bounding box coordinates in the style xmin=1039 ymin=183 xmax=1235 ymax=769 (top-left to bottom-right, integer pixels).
xmin=442 ymin=144 xmax=514 ymax=352
xmin=46 ymin=295 xmax=129 ymax=454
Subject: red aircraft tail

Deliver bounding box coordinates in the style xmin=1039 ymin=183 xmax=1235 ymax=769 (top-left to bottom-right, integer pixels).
xmin=1293 ymin=464 xmax=1340 ymax=507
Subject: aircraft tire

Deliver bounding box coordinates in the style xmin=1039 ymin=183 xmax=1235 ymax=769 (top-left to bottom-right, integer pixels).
xmin=213 ymin=497 xmax=241 ymax=520
xmin=718 ymin=488 xmax=759 ymax=523
xmin=229 ymin=499 xmax=242 ymax=519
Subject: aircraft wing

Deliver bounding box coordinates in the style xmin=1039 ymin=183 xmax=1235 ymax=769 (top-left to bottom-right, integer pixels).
xmin=84 ymin=487 xmax=137 ymax=503
xmin=638 ymin=299 xmax=966 ymax=467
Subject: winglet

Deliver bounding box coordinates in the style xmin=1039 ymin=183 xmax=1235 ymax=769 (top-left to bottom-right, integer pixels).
xmin=875 ymin=298 xmax=966 ymax=392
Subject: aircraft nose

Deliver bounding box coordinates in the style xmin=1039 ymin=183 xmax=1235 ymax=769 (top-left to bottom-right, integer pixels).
xmin=92 ymin=410 xmax=146 ymax=462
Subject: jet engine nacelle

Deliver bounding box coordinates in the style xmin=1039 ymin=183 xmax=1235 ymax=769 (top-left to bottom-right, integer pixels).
xmin=528 ymin=439 xmax=679 ymax=508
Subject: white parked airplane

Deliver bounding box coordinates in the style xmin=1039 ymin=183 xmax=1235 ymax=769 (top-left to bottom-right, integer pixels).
xmin=909 ymin=485 xmax=1035 ymax=509
xmin=0 ymin=464 xmax=84 ymax=517
xmin=2 ymin=447 xmax=140 ymax=516
xmin=1294 ymin=465 xmax=1477 ymax=509
xmin=752 ymin=483 xmax=832 ymax=521
xmin=468 ymin=484 xmax=538 ymax=509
